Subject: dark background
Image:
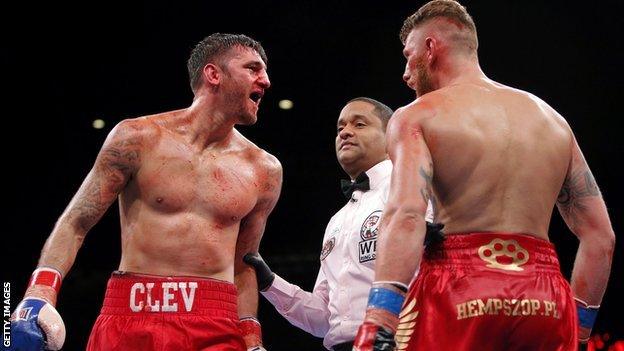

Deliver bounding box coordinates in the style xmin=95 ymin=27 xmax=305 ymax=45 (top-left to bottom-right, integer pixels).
xmin=3 ymin=1 xmax=623 ymax=350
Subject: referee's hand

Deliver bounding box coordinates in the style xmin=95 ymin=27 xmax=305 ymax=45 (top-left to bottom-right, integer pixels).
xmin=243 ymin=253 xmax=276 ymax=291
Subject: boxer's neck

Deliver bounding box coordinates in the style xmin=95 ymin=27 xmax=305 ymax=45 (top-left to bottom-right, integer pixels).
xmin=184 ymin=96 xmax=237 ymax=150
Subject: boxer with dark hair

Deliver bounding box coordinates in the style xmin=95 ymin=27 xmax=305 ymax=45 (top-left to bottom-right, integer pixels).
xmin=11 ymin=33 xmax=280 ymax=351
xmin=354 ymin=1 xmax=615 ymax=350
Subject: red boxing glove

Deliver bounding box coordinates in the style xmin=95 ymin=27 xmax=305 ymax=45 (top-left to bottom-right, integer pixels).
xmin=354 ymin=284 xmax=405 ymax=351
xmin=353 ymin=320 xmax=396 ymax=351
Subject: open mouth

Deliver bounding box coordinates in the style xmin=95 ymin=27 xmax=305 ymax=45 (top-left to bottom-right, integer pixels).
xmin=249 ymin=92 xmax=263 ymax=103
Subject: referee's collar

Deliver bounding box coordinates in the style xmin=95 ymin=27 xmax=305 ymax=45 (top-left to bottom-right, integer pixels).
xmin=363 ymin=159 xmax=391 ymax=190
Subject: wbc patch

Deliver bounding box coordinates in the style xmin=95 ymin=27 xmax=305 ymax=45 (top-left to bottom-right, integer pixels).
xmin=320 ymin=237 xmax=336 ymax=261
xmin=359 ymin=210 xmax=382 ymax=263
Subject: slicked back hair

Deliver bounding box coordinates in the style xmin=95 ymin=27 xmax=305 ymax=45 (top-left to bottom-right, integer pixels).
xmin=347 ymin=97 xmax=393 ymax=132
xmin=400 ymin=0 xmax=478 ymax=53
xmin=187 ymin=33 xmax=267 ymax=93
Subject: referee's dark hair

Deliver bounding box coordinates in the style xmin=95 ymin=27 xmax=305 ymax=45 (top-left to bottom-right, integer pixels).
xmin=347 ymin=97 xmax=393 ymax=131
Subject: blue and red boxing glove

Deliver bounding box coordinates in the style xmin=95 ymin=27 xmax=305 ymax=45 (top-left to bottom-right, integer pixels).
xmin=9 ymin=267 xmax=66 ymax=351
xmin=353 ymin=282 xmax=407 ymax=351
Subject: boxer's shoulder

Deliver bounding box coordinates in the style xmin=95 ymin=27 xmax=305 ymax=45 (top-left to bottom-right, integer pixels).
xmin=255 ymin=150 xmax=282 ymax=179
xmin=386 ymin=100 xmax=437 ymax=142
xmin=105 ymin=116 xmax=161 ymax=151
xmin=232 ymin=130 xmax=282 ymax=177
xmin=395 ymin=94 xmax=442 ymax=123
xmin=252 ymin=150 xmax=282 ymax=200
xmin=95 ymin=119 xmax=157 ymax=177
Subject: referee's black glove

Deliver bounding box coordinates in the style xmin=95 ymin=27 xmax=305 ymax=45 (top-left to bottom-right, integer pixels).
xmin=243 ymin=252 xmax=276 ymax=291
xmin=425 ymin=222 xmax=445 ymax=246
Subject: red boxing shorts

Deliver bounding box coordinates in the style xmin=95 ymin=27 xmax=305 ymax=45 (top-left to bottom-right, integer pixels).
xmin=86 ymin=271 xmax=246 ymax=351
xmin=398 ymin=233 xmax=577 ymax=351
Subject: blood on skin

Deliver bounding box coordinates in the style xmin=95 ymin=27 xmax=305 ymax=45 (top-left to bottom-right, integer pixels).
xmin=410 ymin=127 xmax=425 ymax=139
xmin=213 ymin=169 xmax=223 ymax=181
xmin=440 ymin=17 xmax=466 ymax=31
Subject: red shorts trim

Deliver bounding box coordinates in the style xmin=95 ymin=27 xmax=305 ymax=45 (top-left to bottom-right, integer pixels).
xmin=399 ymin=233 xmax=577 ymax=351
xmin=86 ymin=272 xmax=245 ymax=351
xmin=97 ymin=271 xmax=239 ymax=317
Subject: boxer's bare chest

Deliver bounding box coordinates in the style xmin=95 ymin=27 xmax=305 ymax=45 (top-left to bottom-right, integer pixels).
xmin=131 ymin=138 xmax=259 ymax=221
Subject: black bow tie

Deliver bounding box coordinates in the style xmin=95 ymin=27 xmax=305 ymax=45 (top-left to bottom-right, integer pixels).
xmin=340 ymin=172 xmax=370 ymax=200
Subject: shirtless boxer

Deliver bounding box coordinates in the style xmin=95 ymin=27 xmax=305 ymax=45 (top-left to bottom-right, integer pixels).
xmin=353 ymin=1 xmax=615 ymax=350
xmin=10 ymin=33 xmax=281 ymax=351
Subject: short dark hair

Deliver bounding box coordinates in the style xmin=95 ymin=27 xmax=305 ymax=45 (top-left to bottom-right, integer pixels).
xmin=400 ymin=0 xmax=477 ymax=52
xmin=187 ymin=33 xmax=267 ymax=92
xmin=347 ymin=97 xmax=393 ymax=131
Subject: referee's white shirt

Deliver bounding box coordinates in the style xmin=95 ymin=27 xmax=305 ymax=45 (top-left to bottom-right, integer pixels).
xmin=261 ymin=160 xmax=433 ymax=349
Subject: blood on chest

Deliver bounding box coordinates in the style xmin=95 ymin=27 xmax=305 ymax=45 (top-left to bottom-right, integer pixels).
xmin=135 ymin=156 xmax=258 ymax=220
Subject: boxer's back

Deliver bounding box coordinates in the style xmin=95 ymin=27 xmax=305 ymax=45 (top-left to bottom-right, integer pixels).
xmin=423 ymin=79 xmax=572 ymax=240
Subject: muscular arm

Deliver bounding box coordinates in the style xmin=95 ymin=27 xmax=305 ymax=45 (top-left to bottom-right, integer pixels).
xmin=374 ymin=106 xmax=434 ymax=286
xmin=235 ymin=156 xmax=282 ymax=319
xmin=556 ymin=136 xmax=615 ymax=306
xmin=27 ymin=120 xmax=143 ymax=304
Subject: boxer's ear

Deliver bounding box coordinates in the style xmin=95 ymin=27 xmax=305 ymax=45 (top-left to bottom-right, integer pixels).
xmin=425 ymin=37 xmax=437 ymax=65
xmin=203 ymin=63 xmax=222 ymax=86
